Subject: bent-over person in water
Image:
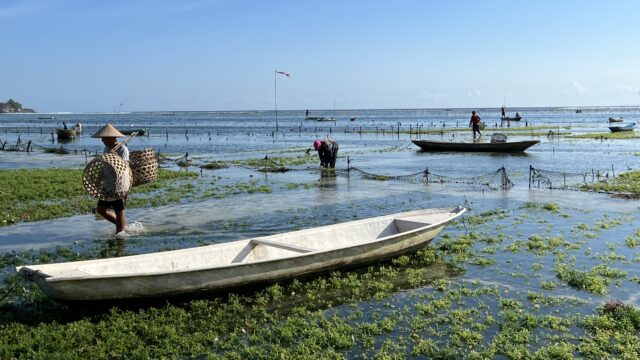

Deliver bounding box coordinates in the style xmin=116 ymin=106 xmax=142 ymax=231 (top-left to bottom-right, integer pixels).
xmin=92 ymin=123 xmax=129 ymax=234
xmin=313 ymin=139 xmax=339 ymax=168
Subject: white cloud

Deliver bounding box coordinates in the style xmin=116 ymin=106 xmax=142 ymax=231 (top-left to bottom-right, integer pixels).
xmin=571 ymin=81 xmax=590 ymax=94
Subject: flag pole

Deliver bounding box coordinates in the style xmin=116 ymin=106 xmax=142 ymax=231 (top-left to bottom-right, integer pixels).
xmin=274 ymin=68 xmax=278 ymax=131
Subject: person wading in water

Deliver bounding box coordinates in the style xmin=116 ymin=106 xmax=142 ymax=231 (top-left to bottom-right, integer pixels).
xmin=469 ymin=111 xmax=482 ymax=139
xmin=92 ymin=123 xmax=130 ymax=234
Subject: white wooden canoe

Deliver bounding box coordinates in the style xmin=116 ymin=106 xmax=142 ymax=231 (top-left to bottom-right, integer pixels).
xmin=16 ymin=207 xmax=465 ymax=301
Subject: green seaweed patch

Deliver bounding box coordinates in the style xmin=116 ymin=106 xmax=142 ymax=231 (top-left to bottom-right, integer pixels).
xmin=569 ymin=131 xmax=639 ymax=140
xmin=0 ymin=168 xmax=197 ymax=226
xmin=230 ymin=153 xmax=317 ymax=168
xmin=556 ymin=264 xmax=609 ymax=295
xmin=521 ymin=201 xmax=560 ymax=213
xmin=580 ymin=170 xmax=640 ymax=196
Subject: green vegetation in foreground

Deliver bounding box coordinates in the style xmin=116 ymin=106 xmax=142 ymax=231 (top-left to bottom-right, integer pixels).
xmin=0 ymin=168 xmax=198 ymax=226
xmin=569 ymin=131 xmax=640 ymax=140
xmin=1 ymin=203 xmax=640 ymax=357
xmin=580 ymin=169 xmax=640 ymax=195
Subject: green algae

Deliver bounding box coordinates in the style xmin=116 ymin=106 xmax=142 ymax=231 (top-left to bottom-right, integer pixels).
xmin=0 ymin=168 xmax=198 ymax=226
xmin=580 ymin=170 xmax=640 ymax=195
xmin=1 ymin=196 xmax=640 ymax=358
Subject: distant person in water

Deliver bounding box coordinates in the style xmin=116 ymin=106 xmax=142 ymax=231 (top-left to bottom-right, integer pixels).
xmin=92 ymin=123 xmax=129 ymax=234
xmin=501 ymin=106 xmax=506 ymax=118
xmin=515 ymin=112 xmax=521 ymax=119
xmin=469 ymin=111 xmax=482 ymax=139
xmin=313 ymin=139 xmax=339 ymax=168
xmin=305 ymin=109 xmax=309 ymax=119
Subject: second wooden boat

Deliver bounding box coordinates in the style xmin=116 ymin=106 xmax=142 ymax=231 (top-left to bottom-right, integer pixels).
xmin=412 ymin=139 xmax=540 ymax=152
xmin=56 ymin=128 xmax=77 ymax=140
xmin=608 ymin=123 xmax=635 ymax=132
xmin=121 ymin=128 xmax=148 ymax=136
xmin=17 ymin=207 xmax=465 ymax=301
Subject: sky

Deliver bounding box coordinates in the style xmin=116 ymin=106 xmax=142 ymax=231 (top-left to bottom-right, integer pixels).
xmin=1 ymin=0 xmax=640 ymax=112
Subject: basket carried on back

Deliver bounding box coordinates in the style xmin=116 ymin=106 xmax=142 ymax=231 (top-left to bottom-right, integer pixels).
xmin=129 ymin=148 xmax=159 ymax=186
xmin=83 ymin=153 xmax=133 ymax=201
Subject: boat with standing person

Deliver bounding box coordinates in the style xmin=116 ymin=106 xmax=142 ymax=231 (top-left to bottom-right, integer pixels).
xmin=16 ymin=207 xmax=465 ymax=301
xmin=412 ymin=139 xmax=539 ymax=152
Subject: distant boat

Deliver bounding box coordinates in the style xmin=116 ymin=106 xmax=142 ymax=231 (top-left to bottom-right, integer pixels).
xmin=16 ymin=207 xmax=465 ymax=301
xmin=500 ymin=116 xmax=522 ymax=122
xmin=39 ymin=116 xmax=55 ymax=120
xmin=121 ymin=128 xmax=148 ymax=136
xmin=575 ymin=109 xmax=582 ymax=113
xmin=306 ymin=116 xmax=336 ymax=122
xmin=412 ymin=139 xmax=540 ymax=153
xmin=608 ymin=123 xmax=635 ymax=132
xmin=608 ymin=117 xmax=624 ymax=123
xmin=350 ymin=117 xmax=357 ymax=121
xmin=56 ymin=128 xmax=77 ymax=140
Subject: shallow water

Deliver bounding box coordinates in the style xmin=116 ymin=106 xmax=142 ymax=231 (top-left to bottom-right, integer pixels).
xmin=3 ymin=108 xmax=640 ymax=356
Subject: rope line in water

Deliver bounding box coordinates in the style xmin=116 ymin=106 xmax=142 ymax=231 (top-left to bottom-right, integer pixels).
xmin=529 ymin=166 xmax=612 ymax=190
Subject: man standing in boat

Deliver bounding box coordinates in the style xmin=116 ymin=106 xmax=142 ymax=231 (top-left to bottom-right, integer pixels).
xmin=501 ymin=106 xmax=506 ymax=118
xmin=313 ymin=138 xmax=339 ymax=168
xmin=92 ymin=123 xmax=129 ymax=234
xmin=469 ymin=111 xmax=482 ymax=139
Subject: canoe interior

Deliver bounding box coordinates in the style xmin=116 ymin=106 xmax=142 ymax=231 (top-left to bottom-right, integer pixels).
xmin=18 ymin=208 xmax=460 ymax=280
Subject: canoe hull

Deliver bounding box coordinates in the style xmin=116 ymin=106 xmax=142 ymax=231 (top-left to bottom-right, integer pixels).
xmin=56 ymin=129 xmax=77 ymax=139
xmin=500 ymin=117 xmax=521 ymax=121
xmin=18 ymin=207 xmax=465 ymax=301
xmin=412 ymin=139 xmax=540 ymax=152
xmin=608 ymin=123 xmax=635 ymax=132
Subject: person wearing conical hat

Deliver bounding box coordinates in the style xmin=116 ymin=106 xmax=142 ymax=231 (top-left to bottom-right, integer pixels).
xmin=92 ymin=123 xmax=129 ymax=234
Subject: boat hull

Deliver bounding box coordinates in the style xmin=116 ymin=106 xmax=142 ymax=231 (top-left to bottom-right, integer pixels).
xmin=500 ymin=117 xmax=521 ymax=121
xmin=17 ymin=207 xmax=465 ymax=301
xmin=412 ymin=139 xmax=540 ymax=152
xmin=608 ymin=124 xmax=635 ymax=132
xmin=56 ymin=129 xmax=77 ymax=139
xmin=121 ymin=128 xmax=147 ymax=136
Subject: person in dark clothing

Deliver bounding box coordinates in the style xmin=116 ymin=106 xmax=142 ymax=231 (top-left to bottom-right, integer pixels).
xmin=313 ymin=139 xmax=339 ymax=168
xmin=469 ymin=111 xmax=482 ymax=139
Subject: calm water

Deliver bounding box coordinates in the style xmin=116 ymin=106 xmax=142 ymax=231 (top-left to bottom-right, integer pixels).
xmin=1 ymin=107 xmax=640 ymax=295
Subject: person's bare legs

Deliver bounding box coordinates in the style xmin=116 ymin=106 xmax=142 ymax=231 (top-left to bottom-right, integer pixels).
xmin=114 ymin=209 xmax=126 ymax=233
xmin=97 ymin=206 xmax=126 ymax=233
xmin=97 ymin=205 xmax=117 ymax=224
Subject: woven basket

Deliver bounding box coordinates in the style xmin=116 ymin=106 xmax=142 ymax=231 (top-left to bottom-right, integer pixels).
xmin=83 ymin=153 xmax=133 ymax=201
xmin=490 ymin=133 xmax=508 ymax=143
xmin=130 ymin=149 xmax=159 ymax=186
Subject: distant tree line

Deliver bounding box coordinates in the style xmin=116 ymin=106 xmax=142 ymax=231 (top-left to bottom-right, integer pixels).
xmin=0 ymin=99 xmax=35 ymax=113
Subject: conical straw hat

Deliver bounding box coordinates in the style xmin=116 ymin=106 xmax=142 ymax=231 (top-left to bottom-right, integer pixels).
xmin=92 ymin=123 xmax=125 ymax=138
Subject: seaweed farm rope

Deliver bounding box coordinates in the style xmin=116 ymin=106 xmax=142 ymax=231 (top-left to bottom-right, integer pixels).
xmin=346 ymin=167 xmax=513 ymax=190
xmin=529 ymin=166 xmax=611 ymax=190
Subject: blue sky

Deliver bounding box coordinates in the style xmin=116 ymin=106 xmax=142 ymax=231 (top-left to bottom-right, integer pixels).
xmin=2 ymin=0 xmax=639 ymax=112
